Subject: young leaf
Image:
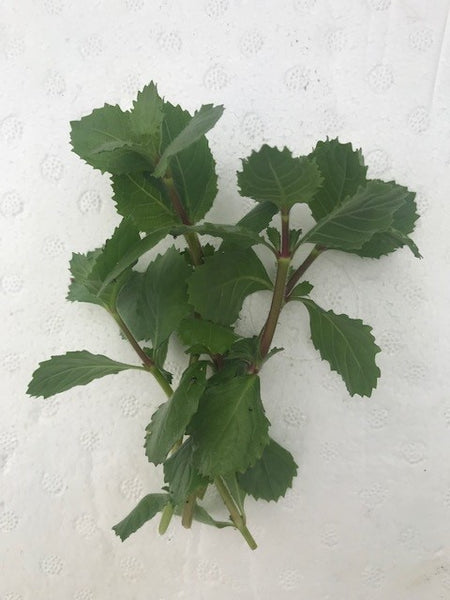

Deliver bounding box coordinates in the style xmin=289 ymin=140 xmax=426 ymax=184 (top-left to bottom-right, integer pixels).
xmin=288 ymin=280 xmax=314 ymax=300
xmin=158 ymin=102 xmax=219 ymax=223
xmin=171 ymin=223 xmax=271 ymax=250
xmin=153 ymin=103 xmax=224 ymax=177
xmin=89 ymin=219 xmax=141 ymax=282
xmin=237 ymin=438 xmax=298 ymax=502
xmin=266 ymin=227 xmax=281 ymax=250
xmin=129 ymin=82 xmax=163 ymax=144
xmin=113 ymin=172 xmax=177 ymax=233
xmin=145 ymin=362 xmax=207 ymax=465
xmin=177 ymin=317 xmax=238 ymax=355
xmin=301 ymin=180 xmax=411 ymax=251
xmin=67 ymin=250 xmax=104 ymax=306
xmin=237 ymin=145 xmax=322 ymax=211
xmin=308 ymin=138 xmax=368 ymax=220
xmin=70 ymin=104 xmax=153 ymax=174
xmin=191 ymin=375 xmax=270 ymax=477
xmin=173 ymin=504 xmax=232 ymax=529
xmin=27 ymin=351 xmax=140 ymax=399
xmin=350 ymin=191 xmax=421 ymax=258
xmin=188 ymin=248 xmax=273 ymax=326
xmin=300 ymin=298 xmax=381 ymax=397
xmin=163 ymin=438 xmax=209 ymax=506
xmin=112 ymin=493 xmax=170 ymax=541
xmin=117 ymin=246 xmax=192 ymax=346
xmin=236 ymin=201 xmax=278 ymax=233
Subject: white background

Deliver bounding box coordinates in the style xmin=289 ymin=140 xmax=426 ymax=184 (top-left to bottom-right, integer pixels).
xmin=1 ymin=1 xmax=450 ymax=598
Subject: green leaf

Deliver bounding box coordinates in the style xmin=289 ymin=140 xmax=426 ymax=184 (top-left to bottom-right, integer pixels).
xmin=153 ymin=103 xmax=224 ymax=177
xmin=173 ymin=504 xmax=232 ymax=529
xmin=90 ymin=219 xmax=141 ymax=282
xmin=70 ymin=104 xmax=153 ymax=174
xmin=301 ymin=180 xmax=411 ymax=251
xmin=145 ymin=362 xmax=207 ymax=465
xmin=129 ymin=82 xmax=163 ymax=144
xmin=163 ymin=438 xmax=209 ymax=506
xmin=99 ymin=226 xmax=171 ymax=291
xmin=177 ymin=317 xmax=238 ymax=355
xmin=308 ymin=138 xmax=368 ymax=221
xmin=191 ymin=375 xmax=270 ymax=477
xmin=237 ymin=438 xmax=298 ymax=502
xmin=27 ymin=351 xmax=139 ymax=399
xmin=288 ymin=280 xmax=314 ymax=300
xmin=112 ymin=493 xmax=169 ymax=541
xmin=113 ymin=173 xmax=177 ymax=233
xmin=266 ymin=227 xmax=280 ymax=250
xmin=158 ymin=102 xmax=219 ymax=223
xmin=301 ymin=299 xmax=381 ymax=397
xmin=117 ymin=247 xmax=191 ymax=346
xmin=67 ymin=250 xmax=104 ymax=306
xmin=235 ymin=201 xmax=278 ymax=232
xmin=188 ymin=248 xmax=273 ymax=326
xmin=172 ymin=222 xmax=270 ymax=250
xmin=237 ymin=145 xmax=322 ymax=210
xmin=351 ymin=191 xmax=421 ymax=258
xmin=227 ymin=336 xmax=283 ymax=367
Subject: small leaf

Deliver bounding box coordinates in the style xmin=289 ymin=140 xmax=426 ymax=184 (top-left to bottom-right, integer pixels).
xmin=27 ymin=351 xmax=139 ymax=399
xmin=177 ymin=317 xmax=238 ymax=355
xmin=158 ymin=102 xmax=219 ymax=223
xmin=153 ymin=103 xmax=224 ymax=177
xmin=266 ymin=227 xmax=280 ymax=250
xmin=301 ymin=180 xmax=411 ymax=251
xmin=188 ymin=248 xmax=272 ymax=326
xmin=112 ymin=494 xmax=169 ymax=541
xmin=235 ymin=201 xmax=278 ymax=233
xmin=288 ymin=280 xmax=314 ymax=300
xmin=117 ymin=247 xmax=191 ymax=346
xmin=238 ymin=145 xmax=322 ymax=210
xmin=90 ymin=219 xmax=141 ymax=282
xmin=145 ymin=362 xmax=207 ymax=465
xmin=70 ymin=104 xmax=153 ymax=174
xmin=301 ymin=299 xmax=381 ymax=397
xmin=191 ymin=375 xmax=270 ymax=477
xmin=113 ymin=173 xmax=177 ymax=233
xmin=237 ymin=438 xmax=298 ymax=502
xmin=129 ymin=82 xmax=163 ymax=144
xmin=172 ymin=223 xmax=270 ymax=250
xmin=67 ymin=250 xmax=104 ymax=306
xmin=163 ymin=438 xmax=209 ymax=506
xmin=308 ymin=138 xmax=368 ymax=220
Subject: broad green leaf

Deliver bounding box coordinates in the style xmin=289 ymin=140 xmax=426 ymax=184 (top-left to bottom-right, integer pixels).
xmin=351 ymin=191 xmax=421 ymax=258
xmin=191 ymin=375 xmax=270 ymax=477
xmin=173 ymin=504 xmax=232 ymax=529
xmin=288 ymin=280 xmax=314 ymax=300
xmin=177 ymin=317 xmax=238 ymax=355
xmin=308 ymin=138 xmax=368 ymax=220
xmin=301 ymin=299 xmax=381 ymax=397
xmin=158 ymin=101 xmax=219 ymax=223
xmin=129 ymin=82 xmax=163 ymax=144
xmin=188 ymin=248 xmax=273 ymax=326
xmin=70 ymin=104 xmax=153 ymax=174
xmin=237 ymin=438 xmax=298 ymax=502
xmin=67 ymin=250 xmax=104 ymax=306
xmin=112 ymin=493 xmax=169 ymax=541
xmin=99 ymin=226 xmax=171 ymax=291
xmin=237 ymin=145 xmax=322 ymax=210
xmin=172 ymin=223 xmax=271 ymax=250
xmin=236 ymin=201 xmax=278 ymax=232
xmin=163 ymin=438 xmax=209 ymax=506
xmin=153 ymin=103 xmax=224 ymax=177
xmin=227 ymin=336 xmax=283 ymax=366
xmin=117 ymin=247 xmax=191 ymax=346
xmin=113 ymin=173 xmax=177 ymax=233
xmin=90 ymin=219 xmax=141 ymax=282
xmin=145 ymin=362 xmax=207 ymax=465
xmin=301 ymin=180 xmax=411 ymax=251
xmin=27 ymin=351 xmax=140 ymax=399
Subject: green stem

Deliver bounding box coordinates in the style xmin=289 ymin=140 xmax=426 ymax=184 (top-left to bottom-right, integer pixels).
xmin=181 ymin=492 xmax=197 ymax=529
xmin=214 ymin=476 xmax=257 ymax=550
xmin=259 ymin=256 xmax=291 ymax=359
xmin=285 ymin=245 xmax=324 ymax=299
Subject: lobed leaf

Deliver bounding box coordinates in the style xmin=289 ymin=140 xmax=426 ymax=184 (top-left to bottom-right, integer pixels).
xmin=237 ymin=438 xmax=298 ymax=502
xmin=188 ymin=248 xmax=273 ymax=326
xmin=237 ymin=145 xmax=322 ymax=211
xmin=301 ymin=299 xmax=381 ymax=397
xmin=145 ymin=362 xmax=207 ymax=465
xmin=191 ymin=375 xmax=270 ymax=477
xmin=112 ymin=493 xmax=170 ymax=541
xmin=27 ymin=351 xmax=139 ymax=399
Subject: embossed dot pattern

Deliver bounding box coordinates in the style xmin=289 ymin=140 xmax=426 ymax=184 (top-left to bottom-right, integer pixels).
xmin=1 ymin=1 xmax=450 ymax=598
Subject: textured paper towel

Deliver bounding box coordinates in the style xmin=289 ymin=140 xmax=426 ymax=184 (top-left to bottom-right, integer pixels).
xmin=1 ymin=0 xmax=450 ymax=598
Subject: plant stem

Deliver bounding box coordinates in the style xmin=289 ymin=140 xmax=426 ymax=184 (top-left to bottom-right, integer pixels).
xmin=159 ymin=503 xmax=174 ymax=535
xmin=284 ymin=245 xmax=324 ymax=299
xmin=214 ymin=476 xmax=257 ymax=550
xmin=181 ymin=492 xmax=197 ymax=529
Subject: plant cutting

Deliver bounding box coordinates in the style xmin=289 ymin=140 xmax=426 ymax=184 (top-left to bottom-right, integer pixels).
xmin=27 ymin=82 xmax=421 ymax=549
